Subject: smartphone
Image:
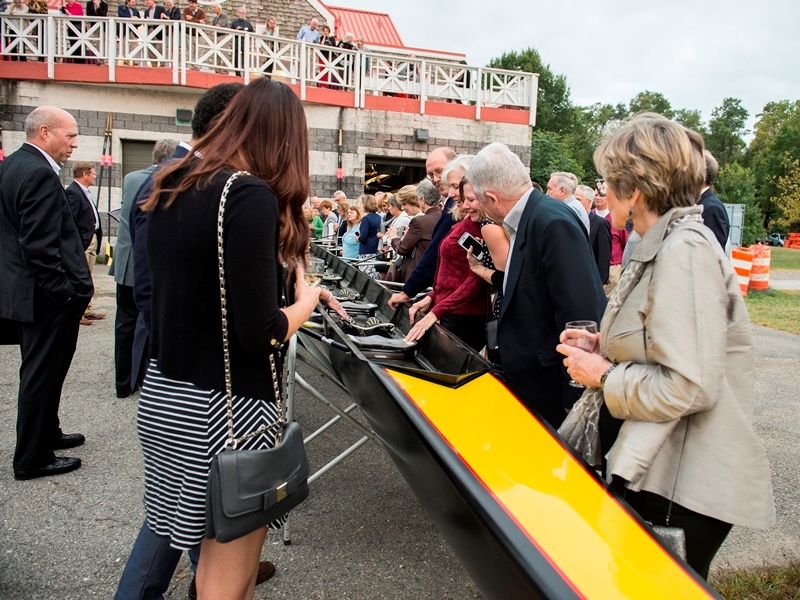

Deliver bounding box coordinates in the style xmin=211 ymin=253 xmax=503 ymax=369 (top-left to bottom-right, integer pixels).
xmin=458 ymin=232 xmax=484 ymax=260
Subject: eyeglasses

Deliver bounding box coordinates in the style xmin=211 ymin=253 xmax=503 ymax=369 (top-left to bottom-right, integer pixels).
xmin=426 ymin=168 xmax=444 ymax=181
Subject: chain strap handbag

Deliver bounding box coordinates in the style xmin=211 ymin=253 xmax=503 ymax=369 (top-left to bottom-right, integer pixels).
xmin=205 ymin=171 xmax=310 ymax=544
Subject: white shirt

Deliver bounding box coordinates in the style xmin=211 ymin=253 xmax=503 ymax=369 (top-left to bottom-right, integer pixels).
xmin=502 ymin=187 xmax=534 ymax=295
xmin=77 ymin=180 xmax=100 ymax=230
xmin=25 ymin=142 xmax=60 ymax=174
xmin=594 ymin=208 xmax=610 ymax=218
xmin=563 ymin=195 xmax=590 ymax=234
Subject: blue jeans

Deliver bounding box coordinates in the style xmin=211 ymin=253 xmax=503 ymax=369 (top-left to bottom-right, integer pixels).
xmin=115 ymin=521 xmax=200 ymax=600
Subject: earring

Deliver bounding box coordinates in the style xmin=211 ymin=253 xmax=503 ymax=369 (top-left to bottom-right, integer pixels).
xmin=625 ymin=209 xmax=634 ymax=233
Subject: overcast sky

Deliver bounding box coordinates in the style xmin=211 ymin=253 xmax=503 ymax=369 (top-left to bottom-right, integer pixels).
xmin=337 ymin=0 xmax=800 ymax=134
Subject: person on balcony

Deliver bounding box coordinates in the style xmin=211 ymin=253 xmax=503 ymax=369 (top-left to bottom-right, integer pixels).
xmin=210 ymin=2 xmax=226 ymax=27
xmin=85 ymin=0 xmax=107 ymax=16
xmin=296 ymin=17 xmax=319 ymax=43
xmin=230 ymin=6 xmax=252 ymax=75
xmin=181 ymin=0 xmax=203 ymax=24
xmin=264 ymin=16 xmax=278 ymax=37
xmin=117 ymin=0 xmax=138 ymax=18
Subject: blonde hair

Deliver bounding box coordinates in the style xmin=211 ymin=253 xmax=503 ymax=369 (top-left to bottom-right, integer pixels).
xmin=594 ymin=113 xmax=705 ymax=215
xmin=395 ymin=184 xmax=418 ymax=206
xmin=346 ymin=204 xmax=362 ymax=227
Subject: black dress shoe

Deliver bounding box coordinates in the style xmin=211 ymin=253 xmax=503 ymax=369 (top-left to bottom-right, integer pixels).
xmin=53 ymin=433 xmax=86 ymax=450
xmin=116 ymin=388 xmax=133 ymax=399
xmin=14 ymin=457 xmax=82 ymax=481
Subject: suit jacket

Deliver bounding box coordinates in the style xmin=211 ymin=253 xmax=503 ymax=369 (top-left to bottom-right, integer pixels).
xmin=142 ymin=4 xmax=165 ymax=19
xmin=65 ymin=180 xmax=101 ymax=251
xmin=391 ymin=207 xmax=439 ymax=282
xmin=498 ymin=189 xmax=606 ymax=428
xmin=131 ymin=144 xmax=190 ymax=328
xmin=86 ymin=0 xmax=108 ymax=16
xmin=402 ymin=197 xmax=455 ymax=297
xmin=588 ymin=211 xmax=612 ymax=284
xmin=109 ymin=165 xmax=155 ymax=287
xmin=117 ymin=4 xmax=140 ymax=17
xmin=698 ymin=188 xmax=730 ymax=250
xmin=0 ymin=144 xmax=93 ymax=321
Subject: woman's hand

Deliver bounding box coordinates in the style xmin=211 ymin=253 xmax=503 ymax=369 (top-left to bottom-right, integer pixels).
xmin=405 ymin=309 xmax=438 ymax=343
xmin=292 ymin=265 xmax=322 ymax=308
xmin=386 ymin=226 xmax=398 ymax=240
xmin=556 ymin=343 xmax=611 ymax=388
xmin=407 ymin=295 xmax=432 ymax=324
xmin=558 ymin=328 xmax=601 ymax=354
xmin=466 ymin=249 xmax=485 ymax=276
xmin=318 ymin=288 xmax=349 ymax=320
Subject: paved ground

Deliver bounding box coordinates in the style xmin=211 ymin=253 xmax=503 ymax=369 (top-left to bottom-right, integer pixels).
xmin=1 ymin=269 xmax=799 ymax=598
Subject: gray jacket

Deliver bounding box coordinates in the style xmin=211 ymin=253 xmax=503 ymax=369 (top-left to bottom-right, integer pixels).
xmin=601 ymin=206 xmax=775 ymax=530
xmin=109 ymin=165 xmax=155 ymax=287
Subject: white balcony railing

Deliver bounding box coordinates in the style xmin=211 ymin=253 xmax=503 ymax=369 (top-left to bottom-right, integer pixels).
xmin=0 ymin=15 xmax=538 ymax=124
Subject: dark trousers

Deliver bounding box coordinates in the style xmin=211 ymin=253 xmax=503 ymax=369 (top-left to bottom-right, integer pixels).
xmin=614 ymin=482 xmax=732 ymax=579
xmin=14 ymin=289 xmax=89 ymax=471
xmin=115 ymin=520 xmax=201 ymax=600
xmin=114 ymin=283 xmax=140 ymax=396
xmin=439 ymin=313 xmax=487 ymax=353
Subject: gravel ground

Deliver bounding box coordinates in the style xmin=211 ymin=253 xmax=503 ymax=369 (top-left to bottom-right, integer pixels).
xmin=0 ymin=269 xmax=797 ymax=598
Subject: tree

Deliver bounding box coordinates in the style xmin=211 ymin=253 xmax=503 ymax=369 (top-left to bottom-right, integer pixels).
xmin=772 ymin=158 xmax=800 ymax=231
xmin=705 ymin=98 xmax=748 ymax=167
xmin=488 ymin=48 xmax=577 ymax=134
xmin=628 ymin=90 xmax=674 ymax=119
xmin=747 ymin=100 xmax=800 ymax=226
xmin=529 ymin=130 xmax=585 ymax=186
xmin=674 ymin=109 xmax=707 ymax=136
xmin=715 ymin=163 xmax=765 ymax=245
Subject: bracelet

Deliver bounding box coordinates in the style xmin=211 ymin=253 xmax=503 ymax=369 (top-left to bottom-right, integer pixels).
xmin=600 ymin=363 xmax=617 ymax=387
xmin=481 ymin=267 xmax=488 ymax=280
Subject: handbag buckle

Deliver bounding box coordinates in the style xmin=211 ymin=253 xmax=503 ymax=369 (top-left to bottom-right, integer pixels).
xmin=276 ymin=482 xmax=288 ymax=502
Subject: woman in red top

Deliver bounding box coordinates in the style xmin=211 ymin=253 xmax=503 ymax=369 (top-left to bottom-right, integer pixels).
xmin=405 ymin=175 xmax=490 ymax=351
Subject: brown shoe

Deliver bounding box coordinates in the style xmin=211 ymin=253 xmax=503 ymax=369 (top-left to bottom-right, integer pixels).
xmin=79 ymin=318 xmax=93 ymax=326
xmin=187 ymin=560 xmax=275 ymax=599
xmin=84 ymin=310 xmax=107 ymax=320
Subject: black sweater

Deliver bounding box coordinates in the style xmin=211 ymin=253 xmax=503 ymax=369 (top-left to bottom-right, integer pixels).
xmin=147 ymin=171 xmax=288 ymax=399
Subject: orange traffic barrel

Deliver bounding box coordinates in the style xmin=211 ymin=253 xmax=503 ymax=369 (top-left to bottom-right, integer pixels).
xmin=731 ymin=246 xmax=753 ymax=296
xmin=749 ymin=244 xmax=771 ymax=291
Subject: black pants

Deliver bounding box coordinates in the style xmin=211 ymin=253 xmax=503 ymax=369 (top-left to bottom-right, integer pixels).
xmin=14 ymin=289 xmax=89 ymax=471
xmin=114 ymin=284 xmax=139 ymax=396
xmin=439 ymin=313 xmax=487 ymax=353
xmin=614 ymin=481 xmax=732 ymax=579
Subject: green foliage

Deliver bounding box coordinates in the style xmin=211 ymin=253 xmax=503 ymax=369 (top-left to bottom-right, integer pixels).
xmin=770 ymin=247 xmax=800 ymax=270
xmin=715 ymin=163 xmax=765 ymax=245
xmin=628 ymin=90 xmax=674 ymax=119
xmin=748 ymin=100 xmax=800 ymax=226
xmin=743 ymin=290 xmax=800 ymax=336
xmin=705 ymin=97 xmax=749 ymax=167
xmin=488 ymin=48 xmax=578 ymax=134
xmin=674 ymin=108 xmax=707 ymax=136
xmin=529 ymin=131 xmax=585 ymax=186
xmin=773 ymin=158 xmax=800 ymax=230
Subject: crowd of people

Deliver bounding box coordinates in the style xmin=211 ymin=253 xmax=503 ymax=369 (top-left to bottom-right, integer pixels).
xmin=0 ymin=76 xmax=774 ymax=599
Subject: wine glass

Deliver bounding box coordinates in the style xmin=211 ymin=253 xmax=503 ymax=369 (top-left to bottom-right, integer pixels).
xmin=564 ymin=320 xmax=598 ymax=388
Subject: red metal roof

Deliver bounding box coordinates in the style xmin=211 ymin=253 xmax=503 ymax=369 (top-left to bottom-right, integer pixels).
xmin=326 ymin=5 xmax=404 ymax=47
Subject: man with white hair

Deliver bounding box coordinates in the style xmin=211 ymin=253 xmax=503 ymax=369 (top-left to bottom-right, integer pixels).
xmin=575 ymin=184 xmax=611 ymax=286
xmin=468 ymin=143 xmax=605 ymax=428
xmin=0 ymin=106 xmax=92 ymax=480
xmin=211 ymin=3 xmax=227 ymax=27
xmin=296 ymin=17 xmax=320 ymax=43
xmin=546 ymin=171 xmax=590 ymax=233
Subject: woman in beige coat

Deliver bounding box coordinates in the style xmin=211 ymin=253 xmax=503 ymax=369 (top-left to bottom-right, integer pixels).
xmin=557 ymin=113 xmax=775 ymax=579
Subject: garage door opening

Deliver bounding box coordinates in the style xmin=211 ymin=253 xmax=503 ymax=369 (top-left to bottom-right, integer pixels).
xmin=364 ymin=156 xmax=426 ymax=195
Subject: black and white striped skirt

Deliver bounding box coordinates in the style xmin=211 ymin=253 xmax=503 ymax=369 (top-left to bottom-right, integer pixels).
xmin=137 ymin=360 xmax=284 ymax=550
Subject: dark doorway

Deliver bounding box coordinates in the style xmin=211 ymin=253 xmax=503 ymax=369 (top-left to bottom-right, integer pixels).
xmin=364 ymin=156 xmax=425 ymax=195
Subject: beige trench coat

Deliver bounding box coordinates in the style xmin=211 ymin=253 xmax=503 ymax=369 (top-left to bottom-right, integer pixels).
xmin=601 ymin=206 xmax=775 ymax=530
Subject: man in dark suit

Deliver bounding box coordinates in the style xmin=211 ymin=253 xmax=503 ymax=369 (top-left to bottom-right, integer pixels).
xmin=0 ymin=106 xmax=92 ymax=480
xmin=576 ymin=184 xmax=611 ymax=285
xmin=468 ymin=143 xmax=606 ymax=428
xmin=117 ymin=0 xmax=139 ymax=17
xmin=698 ymin=150 xmax=730 ymax=250
xmin=387 ymin=146 xmax=457 ymax=309
xmin=65 ymin=161 xmax=106 ymax=325
xmin=109 ymin=139 xmax=177 ymax=399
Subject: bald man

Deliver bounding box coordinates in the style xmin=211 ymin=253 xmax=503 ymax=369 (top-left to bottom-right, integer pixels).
xmin=0 ymin=106 xmax=92 ymax=480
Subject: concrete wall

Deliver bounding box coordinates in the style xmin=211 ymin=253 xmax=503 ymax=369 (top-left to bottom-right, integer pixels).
xmin=1 ymin=79 xmax=532 ymax=224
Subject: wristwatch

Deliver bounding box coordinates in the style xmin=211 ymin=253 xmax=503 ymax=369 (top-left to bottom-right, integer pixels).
xmin=600 ymin=363 xmax=617 ymax=387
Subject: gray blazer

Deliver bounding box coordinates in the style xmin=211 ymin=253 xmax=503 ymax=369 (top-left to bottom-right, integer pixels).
xmin=109 ymin=165 xmax=156 ymax=287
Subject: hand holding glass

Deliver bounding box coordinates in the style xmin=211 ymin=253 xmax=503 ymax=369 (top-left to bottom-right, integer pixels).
xmin=564 ymin=320 xmax=598 ymax=388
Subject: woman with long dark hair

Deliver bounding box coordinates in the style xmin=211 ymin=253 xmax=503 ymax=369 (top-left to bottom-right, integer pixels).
xmin=136 ymin=78 xmax=341 ymax=598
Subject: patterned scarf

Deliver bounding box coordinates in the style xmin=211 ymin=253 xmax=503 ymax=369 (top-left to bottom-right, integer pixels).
xmin=558 ymin=212 xmax=704 ymax=466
